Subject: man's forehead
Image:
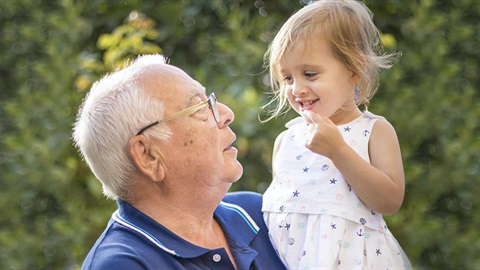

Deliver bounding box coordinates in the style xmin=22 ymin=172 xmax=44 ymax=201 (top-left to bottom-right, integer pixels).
xmin=141 ymin=64 xmax=206 ymax=103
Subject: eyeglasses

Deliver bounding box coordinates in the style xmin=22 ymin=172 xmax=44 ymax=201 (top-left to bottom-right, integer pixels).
xmin=136 ymin=93 xmax=220 ymax=135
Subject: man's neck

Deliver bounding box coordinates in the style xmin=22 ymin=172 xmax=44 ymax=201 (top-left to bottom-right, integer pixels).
xmin=130 ymin=189 xmax=225 ymax=246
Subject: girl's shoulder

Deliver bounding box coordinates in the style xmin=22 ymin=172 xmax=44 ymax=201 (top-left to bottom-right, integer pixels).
xmin=362 ymin=111 xmax=386 ymax=122
xmin=285 ymin=116 xmax=304 ymax=128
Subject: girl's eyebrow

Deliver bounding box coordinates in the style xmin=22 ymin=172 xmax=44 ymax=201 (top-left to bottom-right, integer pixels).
xmin=281 ymin=64 xmax=321 ymax=74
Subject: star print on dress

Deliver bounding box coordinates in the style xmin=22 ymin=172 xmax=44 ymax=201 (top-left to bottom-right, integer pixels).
xmin=330 ymin=223 xmax=337 ymax=230
xmin=295 ymin=155 xmax=303 ymax=160
xmin=376 ymin=249 xmax=382 ymax=256
xmin=330 ymin=178 xmax=337 ymax=184
xmin=303 ymin=167 xmax=309 ymax=173
xmin=293 ymin=190 xmax=300 ymax=197
xmin=285 ymin=223 xmax=291 ymax=230
xmin=344 ymin=126 xmax=351 ymax=132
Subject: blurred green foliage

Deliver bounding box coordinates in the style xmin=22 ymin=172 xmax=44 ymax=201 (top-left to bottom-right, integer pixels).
xmin=0 ymin=0 xmax=478 ymax=269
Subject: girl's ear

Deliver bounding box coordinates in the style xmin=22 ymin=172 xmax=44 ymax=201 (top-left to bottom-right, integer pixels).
xmin=350 ymin=67 xmax=361 ymax=85
xmin=127 ymin=136 xmax=165 ymax=182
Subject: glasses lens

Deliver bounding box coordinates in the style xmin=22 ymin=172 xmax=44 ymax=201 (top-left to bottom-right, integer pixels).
xmin=209 ymin=93 xmax=220 ymax=123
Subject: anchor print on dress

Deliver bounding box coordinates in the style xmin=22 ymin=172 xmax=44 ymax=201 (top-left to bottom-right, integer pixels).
xmin=279 ymin=221 xmax=292 ymax=231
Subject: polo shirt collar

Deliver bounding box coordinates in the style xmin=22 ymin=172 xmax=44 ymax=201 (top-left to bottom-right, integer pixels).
xmin=114 ymin=200 xmax=259 ymax=259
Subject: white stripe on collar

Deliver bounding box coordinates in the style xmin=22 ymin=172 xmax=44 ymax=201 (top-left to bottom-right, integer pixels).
xmin=112 ymin=210 xmax=178 ymax=256
xmin=220 ymin=201 xmax=260 ymax=233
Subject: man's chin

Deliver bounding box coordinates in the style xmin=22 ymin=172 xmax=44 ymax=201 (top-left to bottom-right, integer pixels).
xmin=230 ymin=163 xmax=243 ymax=183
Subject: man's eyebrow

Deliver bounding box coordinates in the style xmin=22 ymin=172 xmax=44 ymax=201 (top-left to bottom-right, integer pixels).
xmin=185 ymin=87 xmax=207 ymax=105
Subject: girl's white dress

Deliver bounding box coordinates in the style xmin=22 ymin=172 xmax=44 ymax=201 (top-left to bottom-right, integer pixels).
xmin=262 ymin=112 xmax=412 ymax=269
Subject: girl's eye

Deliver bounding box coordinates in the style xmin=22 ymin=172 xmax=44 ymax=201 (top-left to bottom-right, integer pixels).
xmin=283 ymin=75 xmax=293 ymax=84
xmin=305 ymin=72 xmax=317 ymax=78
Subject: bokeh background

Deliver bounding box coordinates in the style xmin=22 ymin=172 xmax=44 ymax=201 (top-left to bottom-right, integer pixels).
xmin=1 ymin=0 xmax=479 ymax=269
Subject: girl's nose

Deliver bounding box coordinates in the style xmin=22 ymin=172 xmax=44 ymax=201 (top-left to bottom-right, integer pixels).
xmin=291 ymin=81 xmax=306 ymax=96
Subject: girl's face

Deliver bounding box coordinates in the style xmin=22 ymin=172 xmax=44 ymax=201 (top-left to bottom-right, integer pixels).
xmin=279 ymin=38 xmax=361 ymax=125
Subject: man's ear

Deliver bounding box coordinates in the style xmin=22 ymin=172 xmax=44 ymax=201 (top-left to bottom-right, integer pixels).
xmin=127 ymin=136 xmax=165 ymax=182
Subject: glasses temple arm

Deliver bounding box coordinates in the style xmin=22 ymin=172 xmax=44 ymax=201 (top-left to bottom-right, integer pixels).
xmin=136 ymin=101 xmax=208 ymax=135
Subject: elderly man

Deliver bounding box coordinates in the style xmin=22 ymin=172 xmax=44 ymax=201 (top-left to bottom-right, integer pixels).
xmin=73 ymin=54 xmax=286 ymax=270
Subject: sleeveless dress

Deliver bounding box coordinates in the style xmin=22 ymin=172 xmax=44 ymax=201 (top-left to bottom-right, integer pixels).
xmin=262 ymin=112 xmax=412 ymax=269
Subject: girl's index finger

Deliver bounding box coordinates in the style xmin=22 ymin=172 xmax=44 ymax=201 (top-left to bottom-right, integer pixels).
xmin=302 ymin=110 xmax=324 ymax=125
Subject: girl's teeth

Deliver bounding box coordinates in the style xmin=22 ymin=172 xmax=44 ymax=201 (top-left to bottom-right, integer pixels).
xmin=303 ymin=101 xmax=314 ymax=107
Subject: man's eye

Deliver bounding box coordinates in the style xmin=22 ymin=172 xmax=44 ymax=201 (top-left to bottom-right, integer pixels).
xmin=193 ymin=106 xmax=208 ymax=118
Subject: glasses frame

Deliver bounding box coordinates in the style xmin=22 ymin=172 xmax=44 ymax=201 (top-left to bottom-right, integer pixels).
xmin=136 ymin=93 xmax=219 ymax=136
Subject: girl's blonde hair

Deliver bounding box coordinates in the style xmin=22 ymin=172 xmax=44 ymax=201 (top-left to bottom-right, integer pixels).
xmin=262 ymin=0 xmax=399 ymax=121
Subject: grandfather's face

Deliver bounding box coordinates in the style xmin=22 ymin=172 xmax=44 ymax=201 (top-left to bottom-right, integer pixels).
xmin=142 ymin=65 xmax=243 ymax=191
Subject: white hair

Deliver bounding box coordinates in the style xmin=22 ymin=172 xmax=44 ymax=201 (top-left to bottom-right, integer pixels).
xmin=73 ymin=54 xmax=172 ymax=200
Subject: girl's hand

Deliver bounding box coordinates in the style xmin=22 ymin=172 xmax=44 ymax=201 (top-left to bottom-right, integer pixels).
xmin=302 ymin=110 xmax=346 ymax=159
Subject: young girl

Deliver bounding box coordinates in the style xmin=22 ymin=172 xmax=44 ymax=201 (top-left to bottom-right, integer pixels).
xmin=261 ymin=1 xmax=412 ymax=269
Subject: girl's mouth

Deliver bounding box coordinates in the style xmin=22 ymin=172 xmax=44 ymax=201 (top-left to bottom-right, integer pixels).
xmin=299 ymin=99 xmax=318 ymax=111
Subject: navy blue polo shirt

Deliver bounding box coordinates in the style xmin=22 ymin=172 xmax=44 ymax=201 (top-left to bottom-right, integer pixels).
xmin=81 ymin=191 xmax=286 ymax=270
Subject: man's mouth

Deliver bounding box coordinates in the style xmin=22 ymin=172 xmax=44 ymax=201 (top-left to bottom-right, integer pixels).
xmin=224 ymin=136 xmax=236 ymax=151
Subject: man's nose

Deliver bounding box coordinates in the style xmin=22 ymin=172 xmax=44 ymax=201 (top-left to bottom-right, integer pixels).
xmin=217 ymin=102 xmax=234 ymax=128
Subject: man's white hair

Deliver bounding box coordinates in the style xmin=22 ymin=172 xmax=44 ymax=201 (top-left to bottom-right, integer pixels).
xmin=73 ymin=54 xmax=172 ymax=200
